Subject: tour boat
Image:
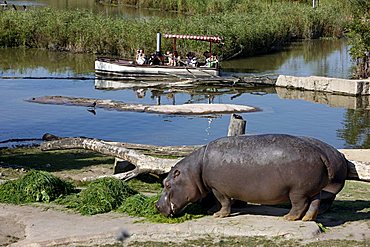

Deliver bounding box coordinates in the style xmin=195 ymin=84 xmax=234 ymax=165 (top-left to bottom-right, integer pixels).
xmin=95 ymin=33 xmax=222 ymax=79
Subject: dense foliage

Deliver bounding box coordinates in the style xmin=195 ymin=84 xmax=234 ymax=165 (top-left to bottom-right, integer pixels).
xmin=101 ymin=0 xmax=344 ymax=15
xmin=346 ymin=0 xmax=370 ymax=78
xmin=0 ymin=170 xmax=74 ymax=204
xmin=0 ymin=1 xmax=348 ymax=59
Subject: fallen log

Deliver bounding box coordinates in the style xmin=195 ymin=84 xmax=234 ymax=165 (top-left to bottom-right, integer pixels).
xmin=27 ymin=96 xmax=259 ymax=115
xmin=40 ymin=134 xmax=200 ymax=180
xmin=41 ymin=137 xmax=181 ymax=180
xmin=41 ymin=133 xmax=199 ymax=157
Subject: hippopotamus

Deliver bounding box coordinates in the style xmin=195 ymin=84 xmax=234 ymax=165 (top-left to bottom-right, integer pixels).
xmin=156 ymin=134 xmax=349 ymax=221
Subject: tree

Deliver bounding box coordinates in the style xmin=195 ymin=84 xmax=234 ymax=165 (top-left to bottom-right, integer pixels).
xmin=347 ymin=0 xmax=370 ymax=78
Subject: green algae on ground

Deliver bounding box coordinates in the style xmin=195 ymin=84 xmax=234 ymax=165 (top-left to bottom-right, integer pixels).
xmin=0 ymin=170 xmax=74 ymax=204
xmin=116 ymin=193 xmax=206 ymax=223
xmin=69 ymin=177 xmax=138 ymax=215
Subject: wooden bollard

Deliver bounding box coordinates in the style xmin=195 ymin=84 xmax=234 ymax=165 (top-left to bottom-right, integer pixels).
xmin=227 ymin=114 xmax=246 ymax=136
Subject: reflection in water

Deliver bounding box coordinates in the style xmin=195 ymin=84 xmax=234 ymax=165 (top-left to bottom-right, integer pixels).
xmin=276 ymin=88 xmax=370 ymax=110
xmin=221 ymin=39 xmax=354 ymax=79
xmin=275 ymin=87 xmax=370 ymax=148
xmin=0 ymin=47 xmax=95 ymax=76
xmin=337 ymin=110 xmax=370 ymax=148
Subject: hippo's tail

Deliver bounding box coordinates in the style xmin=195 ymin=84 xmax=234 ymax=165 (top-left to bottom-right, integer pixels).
xmin=345 ymin=159 xmax=370 ymax=182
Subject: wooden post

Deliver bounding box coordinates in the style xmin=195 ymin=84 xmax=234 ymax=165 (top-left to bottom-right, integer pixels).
xmin=227 ymin=114 xmax=246 ymax=136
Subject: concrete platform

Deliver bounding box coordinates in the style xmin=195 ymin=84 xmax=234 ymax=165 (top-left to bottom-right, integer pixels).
xmin=276 ymin=75 xmax=370 ymax=96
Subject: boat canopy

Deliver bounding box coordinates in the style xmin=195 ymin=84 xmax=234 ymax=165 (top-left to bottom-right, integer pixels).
xmin=163 ymin=33 xmax=222 ymax=55
xmin=164 ymin=34 xmax=222 ymax=43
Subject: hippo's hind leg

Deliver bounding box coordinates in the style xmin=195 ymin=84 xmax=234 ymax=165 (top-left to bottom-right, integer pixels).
xmin=319 ymin=182 xmax=345 ymax=213
xmin=284 ymin=192 xmax=310 ymax=221
xmin=302 ymin=194 xmax=320 ymax=221
xmin=212 ymin=189 xmax=231 ymax=218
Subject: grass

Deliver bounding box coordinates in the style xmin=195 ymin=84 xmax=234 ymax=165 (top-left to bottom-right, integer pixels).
xmin=126 ymin=173 xmax=163 ymax=193
xmin=0 ymin=170 xmax=74 ymax=204
xmin=0 ymin=1 xmax=350 ymax=59
xmin=0 ymin=147 xmax=114 ymax=179
xmin=317 ymin=180 xmax=370 ymax=223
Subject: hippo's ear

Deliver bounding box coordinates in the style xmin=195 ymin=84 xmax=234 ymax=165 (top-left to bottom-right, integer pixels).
xmin=174 ymin=170 xmax=180 ymax=178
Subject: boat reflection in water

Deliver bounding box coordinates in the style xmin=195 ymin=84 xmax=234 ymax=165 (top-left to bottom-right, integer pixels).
xmin=95 ymin=77 xmax=370 ymax=110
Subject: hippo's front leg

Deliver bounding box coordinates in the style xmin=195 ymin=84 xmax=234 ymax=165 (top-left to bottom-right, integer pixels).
xmin=212 ymin=189 xmax=231 ymax=218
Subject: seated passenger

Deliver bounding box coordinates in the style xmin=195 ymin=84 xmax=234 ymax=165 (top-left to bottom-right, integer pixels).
xmin=165 ymin=51 xmax=174 ymax=66
xmin=190 ymin=56 xmax=198 ymax=67
xmin=173 ymin=51 xmax=180 ymax=66
xmin=210 ymin=54 xmax=219 ymax=68
xmin=136 ymin=49 xmax=146 ymax=65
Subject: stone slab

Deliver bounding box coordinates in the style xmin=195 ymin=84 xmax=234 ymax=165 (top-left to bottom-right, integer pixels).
xmin=276 ymin=75 xmax=370 ymax=95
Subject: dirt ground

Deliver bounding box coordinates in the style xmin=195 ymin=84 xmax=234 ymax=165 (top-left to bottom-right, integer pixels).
xmin=0 ymin=149 xmax=369 ymax=247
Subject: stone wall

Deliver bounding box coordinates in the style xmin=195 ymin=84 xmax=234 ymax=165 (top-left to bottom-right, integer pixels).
xmin=276 ymin=75 xmax=370 ymax=96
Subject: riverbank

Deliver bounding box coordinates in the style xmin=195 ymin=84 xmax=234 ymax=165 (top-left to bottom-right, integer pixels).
xmin=0 ymin=148 xmax=368 ymax=246
xmin=0 ymin=1 xmax=348 ymax=59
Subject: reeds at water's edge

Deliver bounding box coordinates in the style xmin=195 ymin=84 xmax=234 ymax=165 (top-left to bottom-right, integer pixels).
xmin=0 ymin=0 xmax=349 ymax=59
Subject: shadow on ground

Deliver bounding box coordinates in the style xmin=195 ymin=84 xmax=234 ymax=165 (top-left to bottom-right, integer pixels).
xmin=213 ymin=199 xmax=369 ymax=227
xmin=0 ymin=147 xmax=113 ymax=173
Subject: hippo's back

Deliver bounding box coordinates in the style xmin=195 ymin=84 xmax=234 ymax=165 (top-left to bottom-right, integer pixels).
xmin=203 ymin=134 xmax=325 ymax=169
xmin=201 ymin=134 xmax=332 ymax=204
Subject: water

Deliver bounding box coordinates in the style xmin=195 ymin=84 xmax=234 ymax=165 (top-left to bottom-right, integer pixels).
xmin=222 ymin=39 xmax=354 ymax=79
xmin=0 ymin=39 xmax=369 ymax=149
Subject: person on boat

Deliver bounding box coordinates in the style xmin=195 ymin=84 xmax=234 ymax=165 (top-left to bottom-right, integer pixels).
xmin=186 ymin=52 xmax=198 ymax=67
xmin=136 ymin=49 xmax=146 ymax=65
xmin=209 ymin=54 xmax=219 ymax=68
xmin=173 ymin=51 xmax=181 ymax=66
xmin=165 ymin=51 xmax=174 ymax=66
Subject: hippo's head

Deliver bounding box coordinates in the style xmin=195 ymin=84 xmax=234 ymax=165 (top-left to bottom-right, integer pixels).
xmin=156 ymin=166 xmax=204 ymax=217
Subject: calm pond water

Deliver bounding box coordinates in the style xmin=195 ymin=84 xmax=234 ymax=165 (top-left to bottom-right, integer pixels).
xmin=0 ymin=39 xmax=369 ymax=149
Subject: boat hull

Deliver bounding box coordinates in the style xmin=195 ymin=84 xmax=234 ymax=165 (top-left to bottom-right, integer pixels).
xmin=95 ymin=58 xmax=220 ymax=78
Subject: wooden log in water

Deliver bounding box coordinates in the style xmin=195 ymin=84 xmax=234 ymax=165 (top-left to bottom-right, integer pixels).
xmin=227 ymin=114 xmax=246 ymax=136
xmin=28 ymin=96 xmax=259 ymax=115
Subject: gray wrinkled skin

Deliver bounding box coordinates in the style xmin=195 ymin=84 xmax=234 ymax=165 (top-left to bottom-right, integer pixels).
xmin=156 ymin=134 xmax=348 ymax=221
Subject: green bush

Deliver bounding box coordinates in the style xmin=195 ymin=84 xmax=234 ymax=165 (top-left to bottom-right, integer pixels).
xmin=0 ymin=170 xmax=74 ymax=204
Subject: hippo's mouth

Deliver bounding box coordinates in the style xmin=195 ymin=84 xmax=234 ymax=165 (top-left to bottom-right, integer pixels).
xmin=167 ymin=194 xmax=178 ymax=217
